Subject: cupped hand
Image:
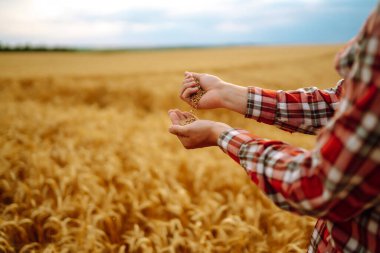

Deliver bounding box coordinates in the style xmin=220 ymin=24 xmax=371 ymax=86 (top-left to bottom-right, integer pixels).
xmin=168 ymin=109 xmax=231 ymax=149
xmin=179 ymin=72 xmax=228 ymax=109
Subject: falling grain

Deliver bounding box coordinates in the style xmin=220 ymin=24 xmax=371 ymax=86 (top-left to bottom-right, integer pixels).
xmin=180 ymin=76 xmax=207 ymax=126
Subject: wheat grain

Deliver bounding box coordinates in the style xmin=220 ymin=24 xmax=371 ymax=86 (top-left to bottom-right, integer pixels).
xmin=180 ymin=77 xmax=207 ymax=126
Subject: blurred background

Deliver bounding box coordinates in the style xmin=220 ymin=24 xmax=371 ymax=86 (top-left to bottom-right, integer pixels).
xmin=0 ymin=1 xmax=377 ymax=253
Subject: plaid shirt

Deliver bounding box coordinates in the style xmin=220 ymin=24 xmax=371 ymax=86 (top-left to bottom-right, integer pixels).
xmin=217 ymin=4 xmax=380 ymax=253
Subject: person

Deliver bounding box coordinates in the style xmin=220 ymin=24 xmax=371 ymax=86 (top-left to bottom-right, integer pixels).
xmin=168 ymin=3 xmax=380 ymax=253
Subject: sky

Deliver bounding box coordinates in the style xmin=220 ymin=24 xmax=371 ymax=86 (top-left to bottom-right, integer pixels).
xmin=0 ymin=0 xmax=377 ymax=48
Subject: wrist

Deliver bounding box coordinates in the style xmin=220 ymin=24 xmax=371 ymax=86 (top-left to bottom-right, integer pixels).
xmin=209 ymin=122 xmax=231 ymax=145
xmin=219 ymin=83 xmax=248 ymax=115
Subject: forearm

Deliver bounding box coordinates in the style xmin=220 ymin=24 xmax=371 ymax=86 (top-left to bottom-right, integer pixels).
xmin=217 ymin=114 xmax=380 ymax=222
xmin=219 ymin=82 xmax=248 ymax=115
xmin=271 ymin=81 xmax=343 ymax=134
xmin=219 ymin=80 xmax=344 ymax=135
xmin=216 ymin=129 xmax=333 ymax=218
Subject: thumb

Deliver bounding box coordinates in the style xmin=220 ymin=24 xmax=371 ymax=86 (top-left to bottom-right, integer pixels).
xmin=169 ymin=125 xmax=187 ymax=136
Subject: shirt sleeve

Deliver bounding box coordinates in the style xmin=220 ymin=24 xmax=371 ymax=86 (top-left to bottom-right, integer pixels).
xmin=245 ymin=82 xmax=344 ymax=135
xmin=220 ymin=9 xmax=380 ymax=222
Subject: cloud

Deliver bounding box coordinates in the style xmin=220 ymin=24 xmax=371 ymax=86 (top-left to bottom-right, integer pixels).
xmin=0 ymin=0 xmax=376 ymax=47
xmin=216 ymin=23 xmax=252 ymax=33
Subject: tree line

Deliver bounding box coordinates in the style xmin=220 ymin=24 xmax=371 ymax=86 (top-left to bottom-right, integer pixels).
xmin=0 ymin=43 xmax=76 ymax=52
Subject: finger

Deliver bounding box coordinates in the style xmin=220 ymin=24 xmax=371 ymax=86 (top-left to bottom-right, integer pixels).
xmin=182 ymin=78 xmax=195 ymax=85
xmin=173 ymin=109 xmax=187 ymax=121
xmin=182 ymin=80 xmax=198 ymax=88
xmin=169 ymin=109 xmax=187 ymax=122
xmin=168 ymin=110 xmax=181 ymax=125
xmin=168 ymin=108 xmax=183 ymax=114
xmin=190 ymin=72 xmax=202 ymax=80
xmin=182 ymin=87 xmax=199 ymax=100
xmin=184 ymin=75 xmax=194 ymax=82
xmin=185 ymin=72 xmax=201 ymax=84
xmin=168 ymin=109 xmax=179 ymax=114
xmin=179 ymin=81 xmax=198 ymax=99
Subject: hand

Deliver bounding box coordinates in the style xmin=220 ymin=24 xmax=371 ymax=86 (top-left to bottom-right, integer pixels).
xmin=168 ymin=109 xmax=231 ymax=149
xmin=179 ymin=71 xmax=248 ymax=114
xmin=179 ymin=72 xmax=227 ymax=109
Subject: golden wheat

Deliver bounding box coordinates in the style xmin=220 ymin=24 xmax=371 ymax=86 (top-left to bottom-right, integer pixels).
xmin=0 ymin=45 xmax=341 ymax=252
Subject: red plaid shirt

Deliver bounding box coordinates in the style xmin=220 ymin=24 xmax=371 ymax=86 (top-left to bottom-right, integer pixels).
xmin=217 ymin=5 xmax=380 ymax=253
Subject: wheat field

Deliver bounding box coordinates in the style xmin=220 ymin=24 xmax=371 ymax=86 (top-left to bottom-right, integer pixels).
xmin=0 ymin=45 xmax=342 ymax=252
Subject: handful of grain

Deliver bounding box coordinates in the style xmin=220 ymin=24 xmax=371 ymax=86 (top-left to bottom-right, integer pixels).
xmin=179 ymin=77 xmax=206 ymax=126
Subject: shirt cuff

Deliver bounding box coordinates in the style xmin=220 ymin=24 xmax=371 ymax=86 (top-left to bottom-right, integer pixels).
xmin=217 ymin=128 xmax=256 ymax=163
xmin=245 ymin=86 xmax=277 ymax=125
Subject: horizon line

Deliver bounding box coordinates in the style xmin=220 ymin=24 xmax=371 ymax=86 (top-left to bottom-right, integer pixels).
xmin=0 ymin=41 xmax=345 ymax=52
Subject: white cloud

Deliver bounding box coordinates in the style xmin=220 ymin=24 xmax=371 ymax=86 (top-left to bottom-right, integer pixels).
xmin=0 ymin=0 xmax=371 ymax=46
xmin=0 ymin=20 xmax=124 ymax=41
xmin=1 ymin=0 xmax=323 ymax=22
xmin=216 ymin=23 xmax=252 ymax=33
